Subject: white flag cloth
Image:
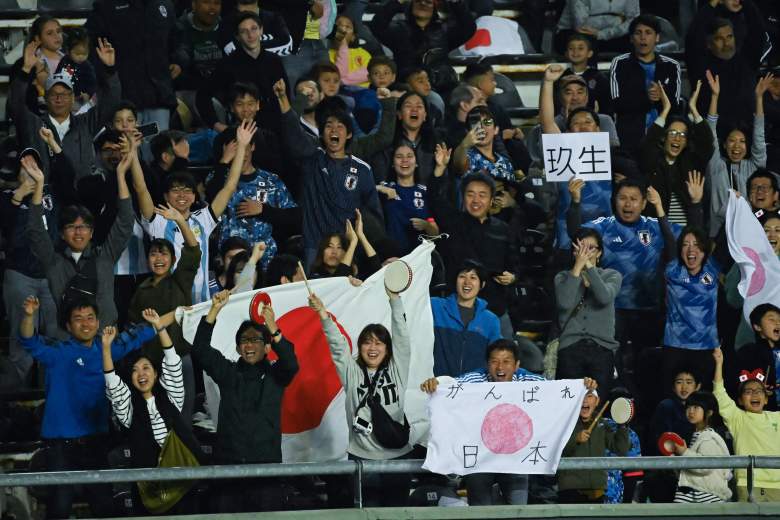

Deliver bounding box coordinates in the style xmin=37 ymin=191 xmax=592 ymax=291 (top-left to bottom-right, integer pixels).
xmin=725 ymin=191 xmax=780 ymax=323
xmin=178 ymin=242 xmax=435 ymax=462
xmin=422 ymin=380 xmax=587 ymax=475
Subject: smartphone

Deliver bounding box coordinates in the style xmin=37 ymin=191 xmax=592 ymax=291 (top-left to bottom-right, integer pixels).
xmin=466 ymin=111 xmax=482 ymax=131
xmin=138 ymin=122 xmax=160 ymax=138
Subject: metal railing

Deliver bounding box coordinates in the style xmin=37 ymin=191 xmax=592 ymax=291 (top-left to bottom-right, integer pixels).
xmin=2 ymin=456 xmax=779 ymax=507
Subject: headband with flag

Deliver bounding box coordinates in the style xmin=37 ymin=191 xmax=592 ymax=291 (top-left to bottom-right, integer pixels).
xmin=738 ymin=368 xmax=766 ymax=384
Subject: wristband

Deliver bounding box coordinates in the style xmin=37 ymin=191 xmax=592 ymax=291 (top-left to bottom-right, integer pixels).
xmin=271 ymin=329 xmax=282 ymax=338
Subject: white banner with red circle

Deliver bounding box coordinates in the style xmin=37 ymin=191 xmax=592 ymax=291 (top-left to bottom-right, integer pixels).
xmin=423 ymin=380 xmax=586 ymax=475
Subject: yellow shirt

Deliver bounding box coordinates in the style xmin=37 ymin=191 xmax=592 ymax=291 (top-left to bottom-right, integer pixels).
xmin=328 ymin=46 xmax=371 ymax=87
xmin=714 ymin=381 xmax=780 ymax=489
xmin=303 ymin=12 xmax=320 ymax=41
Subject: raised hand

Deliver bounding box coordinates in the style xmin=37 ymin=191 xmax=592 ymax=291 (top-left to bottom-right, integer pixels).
xmin=154 ymin=203 xmax=184 ymax=222
xmin=354 ymin=208 xmax=365 ymax=238
xmin=249 ymin=241 xmax=267 ymax=262
xmin=101 ymin=325 xmax=117 ymax=347
xmin=688 ymin=80 xmax=702 ymax=116
xmin=434 ymin=143 xmax=451 ymax=168
xmin=20 ymin=155 xmax=44 ymax=184
xmin=686 ymin=170 xmax=704 ymax=204
xmin=261 ymin=303 xmax=277 ymax=331
xmin=22 ymin=40 xmax=40 ymax=73
xmin=705 ymin=70 xmax=720 ymax=97
xmin=712 ymin=347 xmax=723 ymax=365
xmin=221 ymin=140 xmax=238 ymax=164
xmin=756 ymin=72 xmax=774 ymax=97
xmin=657 ymin=81 xmax=672 ymax=116
xmin=345 ymin=218 xmax=357 ymax=243
xmin=308 ymin=292 xmax=328 ymax=319
xmin=96 ymin=38 xmax=115 ymax=67
xmin=646 ymin=185 xmax=662 ymax=208
xmin=211 ymin=290 xmax=230 ymax=313
xmin=38 ymin=127 xmax=62 ymax=155
xmin=236 ymin=119 xmax=257 ymax=147
xmin=22 ymin=295 xmax=40 ymax=316
xmin=141 ymin=308 xmax=162 ymax=330
xmin=544 ymin=64 xmax=565 ymax=83
xmin=568 ymin=177 xmax=585 ymax=204
xmin=273 ymin=78 xmax=287 ymax=99
xmin=584 ymin=377 xmax=598 ymax=390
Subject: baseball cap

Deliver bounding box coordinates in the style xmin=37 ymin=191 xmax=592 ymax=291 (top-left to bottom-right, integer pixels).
xmin=559 ymin=74 xmax=587 ymax=90
xmin=45 ymin=72 xmax=74 ymax=92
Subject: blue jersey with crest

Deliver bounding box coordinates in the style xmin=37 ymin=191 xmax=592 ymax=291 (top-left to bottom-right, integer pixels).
xmin=380 ymin=182 xmax=432 ymax=255
xmin=213 ymin=169 xmax=296 ymax=269
xmin=466 ymin=148 xmax=515 ymax=182
xmin=663 ymin=257 xmax=721 ymax=350
xmin=584 ymin=215 xmax=681 ymax=310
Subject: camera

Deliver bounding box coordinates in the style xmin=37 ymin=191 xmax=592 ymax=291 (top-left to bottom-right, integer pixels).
xmin=352 ymin=416 xmax=373 ymax=435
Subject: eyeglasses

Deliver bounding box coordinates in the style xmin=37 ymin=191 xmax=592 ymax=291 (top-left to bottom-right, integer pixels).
xmin=667 ymin=130 xmax=687 ymax=138
xmin=480 ymin=119 xmax=495 ymax=127
xmin=63 ymin=224 xmax=92 ymax=232
xmin=742 ymin=388 xmax=767 ymax=396
xmin=750 ymin=185 xmax=773 ymax=194
xmin=47 ymin=91 xmax=72 ymax=100
xmin=169 ymin=187 xmax=194 ymax=195
xmin=239 ymin=337 xmax=263 ymax=345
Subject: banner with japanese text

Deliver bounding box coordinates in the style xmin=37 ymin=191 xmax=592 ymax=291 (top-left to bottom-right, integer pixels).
xmin=423 ymin=379 xmax=587 ymax=475
xmin=542 ymin=132 xmax=612 ymax=182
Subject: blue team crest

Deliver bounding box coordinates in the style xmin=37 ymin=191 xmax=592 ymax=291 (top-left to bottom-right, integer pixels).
xmin=257 ymin=190 xmax=268 ymax=203
xmin=637 ymin=230 xmax=651 ymax=246
xmin=413 ymin=197 xmax=425 ymax=209
xmin=344 ymin=174 xmax=358 ymax=191
xmin=701 ymin=272 xmax=714 ymax=285
xmin=159 ymin=5 xmax=167 ymax=17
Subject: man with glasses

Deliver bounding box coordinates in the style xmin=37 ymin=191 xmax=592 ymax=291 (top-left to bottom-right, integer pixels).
xmin=747 ymin=169 xmax=780 ymax=213
xmin=9 ymin=37 xmax=120 ymax=181
xmin=25 ymin=133 xmax=134 ymax=335
xmin=191 ymin=290 xmax=298 ymax=512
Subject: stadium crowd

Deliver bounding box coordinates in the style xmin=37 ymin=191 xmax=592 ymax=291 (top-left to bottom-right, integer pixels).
xmin=1 ymin=0 xmax=780 ymax=516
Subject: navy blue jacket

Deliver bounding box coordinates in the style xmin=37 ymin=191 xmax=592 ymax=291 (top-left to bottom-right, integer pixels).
xmin=431 ymin=294 xmax=501 ymax=377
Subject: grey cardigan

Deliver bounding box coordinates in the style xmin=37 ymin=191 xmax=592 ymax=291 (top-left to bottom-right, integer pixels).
xmin=27 ymin=197 xmax=134 ymax=330
xmin=554 ymin=266 xmax=622 ymax=352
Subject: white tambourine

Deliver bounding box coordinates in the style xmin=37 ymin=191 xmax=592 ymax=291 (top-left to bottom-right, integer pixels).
xmin=384 ymin=260 xmax=413 ymax=293
xmin=610 ymin=397 xmax=635 ymax=425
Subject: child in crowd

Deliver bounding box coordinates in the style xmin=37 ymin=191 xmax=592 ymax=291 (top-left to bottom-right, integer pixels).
xmin=671 ymin=391 xmax=732 ymax=503
xmin=57 ymin=27 xmax=96 ymax=113
xmin=367 ymin=56 xmax=401 ymax=91
xmin=713 ymin=347 xmax=780 ymax=502
xmin=733 ymin=303 xmax=780 ymax=410
xmin=562 ymin=33 xmax=611 ymax=114
xmin=329 ymin=15 xmax=371 ymax=87
xmin=559 ymin=388 xmax=630 ymax=503
xmin=402 ymin=67 xmax=442 ymax=126
xmin=311 ymin=62 xmax=379 ymax=136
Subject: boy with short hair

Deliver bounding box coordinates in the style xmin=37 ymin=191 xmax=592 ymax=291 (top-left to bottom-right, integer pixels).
xmin=713 ymin=347 xmax=780 ymax=502
xmin=648 ymin=366 xmax=701 ymax=455
xmin=367 ymin=55 xmax=399 ymax=90
xmin=562 ymin=33 xmax=611 ymax=115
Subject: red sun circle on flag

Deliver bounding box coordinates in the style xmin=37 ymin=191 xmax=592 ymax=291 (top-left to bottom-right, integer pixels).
xmin=481 ymin=403 xmax=534 ymax=454
xmin=267 ymin=307 xmax=351 ymax=433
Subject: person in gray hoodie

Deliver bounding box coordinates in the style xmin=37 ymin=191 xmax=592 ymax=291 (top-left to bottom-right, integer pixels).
xmin=308 ymin=288 xmax=412 ymax=506
xmin=708 ymin=71 xmax=772 ymax=236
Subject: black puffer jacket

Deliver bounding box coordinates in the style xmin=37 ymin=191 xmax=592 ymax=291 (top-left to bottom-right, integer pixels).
xmin=371 ymin=0 xmax=476 ymax=92
xmin=86 ymin=0 xmax=177 ymax=110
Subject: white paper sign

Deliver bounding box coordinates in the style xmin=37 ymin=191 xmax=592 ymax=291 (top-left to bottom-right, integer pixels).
xmin=542 ymin=132 xmax=612 ymax=182
xmin=422 ymin=380 xmax=587 ymax=475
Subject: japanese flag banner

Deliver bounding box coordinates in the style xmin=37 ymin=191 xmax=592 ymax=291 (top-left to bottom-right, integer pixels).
xmin=423 ymin=380 xmax=587 ymax=475
xmin=725 ymin=191 xmax=780 ymax=323
xmin=178 ymin=242 xmax=436 ymax=462
xmin=542 ymin=132 xmax=612 ymax=182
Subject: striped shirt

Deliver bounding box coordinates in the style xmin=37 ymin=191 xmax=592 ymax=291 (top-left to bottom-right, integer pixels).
xmin=114 ymin=218 xmax=150 ymax=276
xmin=142 ymin=207 xmax=219 ymax=303
xmin=457 ymin=367 xmax=545 ymax=383
xmin=667 ymin=192 xmax=687 ymax=226
xmin=104 ymin=348 xmax=184 ymax=447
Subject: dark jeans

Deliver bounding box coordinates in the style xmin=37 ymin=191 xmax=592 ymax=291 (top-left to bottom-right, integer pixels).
xmin=661 ymin=346 xmax=715 ymax=395
xmin=464 ymin=473 xmax=528 ymax=505
xmin=45 ymin=436 xmax=114 ymax=519
xmin=615 ymin=309 xmax=662 ymax=386
xmin=557 ymin=339 xmax=615 ymax=398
